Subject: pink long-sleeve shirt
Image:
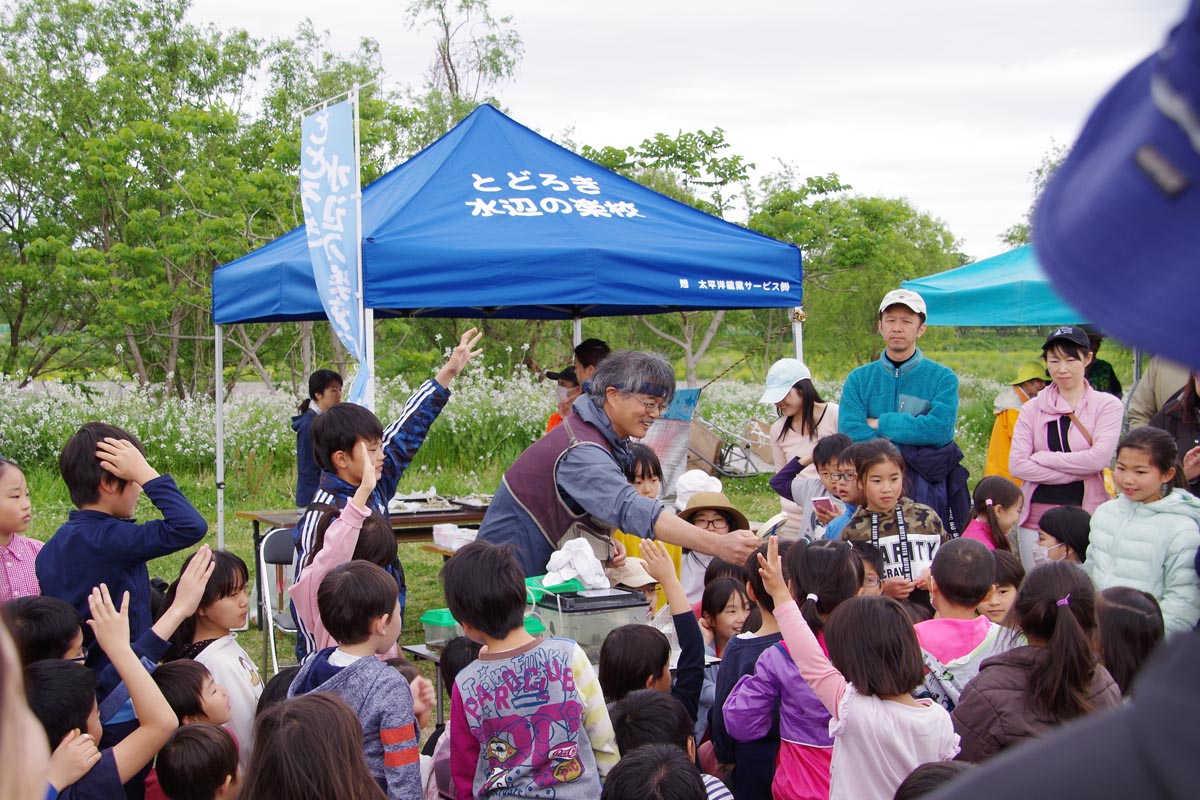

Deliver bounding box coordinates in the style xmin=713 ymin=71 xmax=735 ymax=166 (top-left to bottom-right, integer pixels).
xmin=775 ymin=600 xmax=958 ymax=800
xmin=287 ymin=501 xmax=398 ymax=659
xmin=1008 ymin=382 xmax=1123 ymax=526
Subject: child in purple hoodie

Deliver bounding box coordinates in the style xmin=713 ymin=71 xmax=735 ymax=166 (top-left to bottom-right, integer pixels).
xmin=725 ymin=541 xmax=863 ymax=799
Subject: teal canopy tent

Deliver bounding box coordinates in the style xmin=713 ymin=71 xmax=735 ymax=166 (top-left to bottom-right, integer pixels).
xmin=900 ymin=245 xmax=1084 ymax=326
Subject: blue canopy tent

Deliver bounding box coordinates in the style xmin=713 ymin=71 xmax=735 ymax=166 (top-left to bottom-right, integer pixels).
xmin=899 ymin=245 xmax=1084 ymax=326
xmin=214 ymin=104 xmax=802 ymax=323
xmin=211 ymin=104 xmax=803 ymax=540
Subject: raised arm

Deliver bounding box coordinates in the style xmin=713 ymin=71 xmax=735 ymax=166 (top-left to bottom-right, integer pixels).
xmin=643 ymin=539 xmax=703 ymax=722
xmin=759 ymin=537 xmax=848 ymax=718
xmin=96 ymin=438 xmax=207 ymax=562
xmin=377 ymin=334 xmax=479 ymax=497
xmin=770 ymin=457 xmax=803 ymax=501
xmin=88 ymin=585 xmax=177 ymax=784
xmin=97 ymin=546 xmax=216 ymax=698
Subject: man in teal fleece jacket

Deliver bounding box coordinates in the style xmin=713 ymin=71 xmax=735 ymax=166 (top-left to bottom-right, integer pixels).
xmin=839 ymin=289 xmax=959 ymax=446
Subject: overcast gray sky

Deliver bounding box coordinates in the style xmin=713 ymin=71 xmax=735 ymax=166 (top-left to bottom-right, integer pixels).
xmin=189 ymin=0 xmax=1185 ymax=262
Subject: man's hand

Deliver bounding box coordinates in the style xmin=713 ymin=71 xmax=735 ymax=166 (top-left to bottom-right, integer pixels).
xmin=48 ymin=729 xmax=102 ymax=791
xmin=605 ymin=537 xmax=627 ymax=569
xmin=96 ymin=437 xmax=159 ymax=485
xmin=866 ymin=418 xmax=879 ymax=430
xmin=715 ymin=529 xmax=760 ymax=566
xmin=86 ymin=584 xmax=132 ymax=658
xmin=435 ymin=328 xmax=484 ymax=387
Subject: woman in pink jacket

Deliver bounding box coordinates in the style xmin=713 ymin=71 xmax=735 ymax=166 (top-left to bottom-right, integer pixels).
xmin=1009 ymin=326 xmax=1123 ymax=536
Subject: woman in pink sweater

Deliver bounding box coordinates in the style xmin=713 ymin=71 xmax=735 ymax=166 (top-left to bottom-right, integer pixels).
xmin=1009 ymin=326 xmax=1123 ymax=533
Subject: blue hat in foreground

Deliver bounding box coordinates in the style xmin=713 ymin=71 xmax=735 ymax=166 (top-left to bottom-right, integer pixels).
xmin=1033 ymin=2 xmax=1200 ymax=370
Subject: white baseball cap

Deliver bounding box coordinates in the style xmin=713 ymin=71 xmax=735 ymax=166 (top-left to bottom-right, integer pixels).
xmin=758 ymin=358 xmax=813 ymax=404
xmin=878 ymin=289 xmax=927 ymax=317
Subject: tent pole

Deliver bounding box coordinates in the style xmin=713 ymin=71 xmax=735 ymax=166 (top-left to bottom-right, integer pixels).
xmin=792 ymin=306 xmax=804 ymax=362
xmin=214 ymin=324 xmax=226 ymax=549
xmin=573 ymin=317 xmax=582 ymax=347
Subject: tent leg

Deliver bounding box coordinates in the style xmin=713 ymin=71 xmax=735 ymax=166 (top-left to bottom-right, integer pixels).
xmin=573 ymin=317 xmax=582 ymax=347
xmin=215 ymin=324 xmax=226 ymax=550
xmin=792 ymin=306 xmax=804 ymax=362
xmin=363 ymin=308 xmax=375 ymax=410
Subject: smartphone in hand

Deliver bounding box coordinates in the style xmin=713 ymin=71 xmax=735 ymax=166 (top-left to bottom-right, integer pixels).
xmin=812 ymin=496 xmax=838 ymax=515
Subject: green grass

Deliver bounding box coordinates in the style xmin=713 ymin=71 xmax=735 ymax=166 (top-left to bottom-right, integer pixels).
xmin=12 ymin=360 xmax=1011 ymax=740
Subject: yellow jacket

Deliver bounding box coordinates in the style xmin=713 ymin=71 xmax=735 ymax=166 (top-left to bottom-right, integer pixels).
xmin=985 ymin=386 xmax=1032 ymax=485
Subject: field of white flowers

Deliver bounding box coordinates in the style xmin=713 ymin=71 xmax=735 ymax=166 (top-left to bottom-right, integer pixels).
xmin=0 ymin=364 xmax=1001 ymax=481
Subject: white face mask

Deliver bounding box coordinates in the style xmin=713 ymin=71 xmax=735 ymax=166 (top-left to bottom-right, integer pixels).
xmin=1031 ymin=541 xmax=1067 ymax=565
xmin=555 ymin=386 xmax=573 ymax=403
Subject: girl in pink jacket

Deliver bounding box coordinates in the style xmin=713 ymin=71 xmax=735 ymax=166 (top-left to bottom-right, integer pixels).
xmin=289 ymin=443 xmax=399 ymax=659
xmin=1009 ymin=326 xmax=1123 ymax=532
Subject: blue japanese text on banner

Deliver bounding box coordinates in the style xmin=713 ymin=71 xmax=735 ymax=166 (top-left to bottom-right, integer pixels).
xmin=300 ymin=100 xmax=371 ymax=404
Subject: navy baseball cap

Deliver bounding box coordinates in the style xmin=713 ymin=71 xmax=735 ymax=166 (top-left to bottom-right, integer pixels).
xmin=1033 ymin=2 xmax=1200 ymax=370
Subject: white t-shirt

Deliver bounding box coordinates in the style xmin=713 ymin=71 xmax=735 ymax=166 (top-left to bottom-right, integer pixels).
xmin=194 ymin=634 xmax=264 ymax=769
xmin=828 ymin=687 xmax=958 ymax=800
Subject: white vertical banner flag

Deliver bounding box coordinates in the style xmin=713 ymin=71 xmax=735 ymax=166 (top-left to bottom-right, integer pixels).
xmin=300 ymin=99 xmax=371 ymax=405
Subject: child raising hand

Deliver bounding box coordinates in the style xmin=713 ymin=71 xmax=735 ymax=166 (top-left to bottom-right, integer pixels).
xmin=759 ymin=537 xmax=958 ymax=800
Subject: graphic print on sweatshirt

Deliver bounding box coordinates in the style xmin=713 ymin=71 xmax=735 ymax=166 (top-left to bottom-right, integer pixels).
xmin=460 ymin=645 xmax=590 ymax=794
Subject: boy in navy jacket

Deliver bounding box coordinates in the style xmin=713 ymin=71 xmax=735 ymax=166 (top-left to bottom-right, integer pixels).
xmin=36 ymin=423 xmax=207 ymax=678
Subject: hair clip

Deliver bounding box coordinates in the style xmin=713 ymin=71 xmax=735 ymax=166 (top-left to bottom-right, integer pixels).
xmin=1056 ymin=594 xmax=1071 ymax=607
xmin=984 ymin=498 xmax=994 ymax=506
xmin=805 ymin=593 xmax=819 ymax=603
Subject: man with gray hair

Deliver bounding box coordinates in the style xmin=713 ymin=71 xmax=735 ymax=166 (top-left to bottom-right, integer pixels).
xmin=479 ymin=350 xmax=760 ymax=576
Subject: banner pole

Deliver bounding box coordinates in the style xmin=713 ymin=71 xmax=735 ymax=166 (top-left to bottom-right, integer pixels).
xmin=350 ymin=84 xmax=374 ymax=410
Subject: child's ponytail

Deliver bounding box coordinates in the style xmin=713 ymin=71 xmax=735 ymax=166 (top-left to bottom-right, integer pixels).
xmin=785 ymin=540 xmax=863 ymax=634
xmin=1015 ymin=562 xmax=1099 ymax=721
xmin=299 ymin=369 xmax=343 ymax=415
xmin=971 ymin=476 xmax=1021 ymax=551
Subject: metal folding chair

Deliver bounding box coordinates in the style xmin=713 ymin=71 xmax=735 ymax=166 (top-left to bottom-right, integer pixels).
xmin=258 ymin=526 xmax=299 ymax=675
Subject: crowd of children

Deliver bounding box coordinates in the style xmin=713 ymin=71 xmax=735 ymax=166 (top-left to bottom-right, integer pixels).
xmin=3 ymin=318 xmax=1200 ymax=800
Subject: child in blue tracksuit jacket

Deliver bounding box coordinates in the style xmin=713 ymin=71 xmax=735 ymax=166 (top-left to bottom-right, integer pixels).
xmin=292 ymin=330 xmax=481 ymax=660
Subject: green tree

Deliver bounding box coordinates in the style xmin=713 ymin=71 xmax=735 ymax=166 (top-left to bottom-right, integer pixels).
xmin=403 ymin=0 xmax=523 ymax=150
xmin=748 ymin=167 xmax=966 ymax=371
xmin=580 ymin=129 xmax=758 ymax=385
xmin=0 ymin=0 xmax=268 ymax=392
xmin=1001 ymin=141 xmax=1069 ymax=247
